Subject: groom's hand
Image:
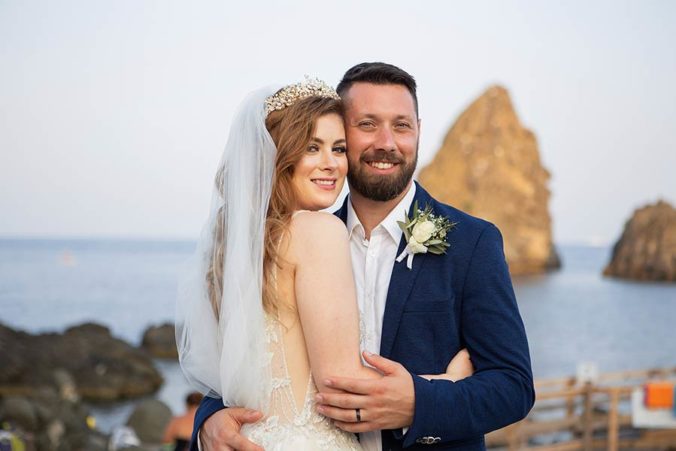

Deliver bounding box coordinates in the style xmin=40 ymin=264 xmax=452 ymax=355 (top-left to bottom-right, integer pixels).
xmin=200 ymin=407 xmax=263 ymax=451
xmin=315 ymin=351 xmax=414 ymax=433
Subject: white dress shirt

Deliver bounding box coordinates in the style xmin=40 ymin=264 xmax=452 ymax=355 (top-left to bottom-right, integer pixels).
xmin=346 ymin=183 xmax=416 ymax=451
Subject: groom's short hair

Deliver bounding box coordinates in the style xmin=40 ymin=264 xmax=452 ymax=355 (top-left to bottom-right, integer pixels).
xmin=337 ymin=62 xmax=419 ymax=117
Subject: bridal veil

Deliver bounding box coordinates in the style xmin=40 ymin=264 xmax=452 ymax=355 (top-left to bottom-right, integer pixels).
xmin=175 ymin=86 xmax=279 ymax=410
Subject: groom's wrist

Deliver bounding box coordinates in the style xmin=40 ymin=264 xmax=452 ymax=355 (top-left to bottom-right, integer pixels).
xmin=403 ymin=373 xmax=443 ymax=447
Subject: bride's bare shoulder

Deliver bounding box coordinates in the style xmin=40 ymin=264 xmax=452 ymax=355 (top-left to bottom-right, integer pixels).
xmin=288 ymin=211 xmax=348 ymax=257
xmin=290 ymin=210 xmax=347 ymax=239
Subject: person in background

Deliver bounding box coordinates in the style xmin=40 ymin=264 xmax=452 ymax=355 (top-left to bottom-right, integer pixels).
xmin=162 ymin=392 xmax=203 ymax=451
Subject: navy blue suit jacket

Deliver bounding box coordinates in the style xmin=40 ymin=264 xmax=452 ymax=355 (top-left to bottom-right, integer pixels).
xmin=192 ymin=182 xmax=534 ymax=450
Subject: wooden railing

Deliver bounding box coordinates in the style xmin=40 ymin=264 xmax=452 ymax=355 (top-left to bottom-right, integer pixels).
xmin=486 ymin=367 xmax=676 ymax=450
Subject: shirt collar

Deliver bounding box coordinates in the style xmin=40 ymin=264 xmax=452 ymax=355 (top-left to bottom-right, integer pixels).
xmin=346 ymin=183 xmax=417 ymax=243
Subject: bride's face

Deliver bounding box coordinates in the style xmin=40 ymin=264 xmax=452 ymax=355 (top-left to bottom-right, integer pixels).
xmin=291 ymin=113 xmax=348 ymax=211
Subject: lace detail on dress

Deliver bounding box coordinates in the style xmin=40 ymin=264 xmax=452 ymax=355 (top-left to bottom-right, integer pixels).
xmin=241 ymin=315 xmax=362 ymax=450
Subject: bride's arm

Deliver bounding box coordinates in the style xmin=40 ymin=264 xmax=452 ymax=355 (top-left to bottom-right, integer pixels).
xmin=420 ymin=348 xmax=474 ymax=382
xmin=289 ymin=212 xmax=380 ymax=393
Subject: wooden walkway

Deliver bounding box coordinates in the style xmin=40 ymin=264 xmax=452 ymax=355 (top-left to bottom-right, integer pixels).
xmin=486 ymin=367 xmax=676 ymax=450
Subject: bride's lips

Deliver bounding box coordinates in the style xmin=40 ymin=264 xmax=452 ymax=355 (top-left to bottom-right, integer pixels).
xmin=311 ymin=178 xmax=337 ymax=190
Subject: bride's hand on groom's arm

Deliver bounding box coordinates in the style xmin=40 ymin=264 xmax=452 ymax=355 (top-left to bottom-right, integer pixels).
xmin=315 ymin=351 xmax=415 ymax=433
xmin=200 ymin=407 xmax=263 ymax=451
xmin=419 ymin=348 xmax=474 ymax=382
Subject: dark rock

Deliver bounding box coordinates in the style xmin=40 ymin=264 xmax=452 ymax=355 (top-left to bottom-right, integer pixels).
xmin=141 ymin=323 xmax=178 ymax=359
xmin=126 ymin=399 xmax=172 ymax=444
xmin=0 ymin=396 xmax=37 ymax=431
xmin=0 ymin=323 xmax=166 ymax=450
xmin=604 ymin=200 xmax=676 ymax=282
xmin=0 ymin=388 xmax=106 ymax=451
xmin=0 ymin=322 xmax=163 ymax=401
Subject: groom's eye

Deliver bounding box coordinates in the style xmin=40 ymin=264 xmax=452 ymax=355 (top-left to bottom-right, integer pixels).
xmin=358 ymin=121 xmax=375 ymax=129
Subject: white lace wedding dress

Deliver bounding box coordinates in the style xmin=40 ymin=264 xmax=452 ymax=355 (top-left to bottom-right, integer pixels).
xmin=240 ymin=315 xmax=362 ymax=450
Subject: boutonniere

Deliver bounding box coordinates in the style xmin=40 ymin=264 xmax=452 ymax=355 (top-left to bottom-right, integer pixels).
xmin=396 ymin=201 xmax=457 ymax=270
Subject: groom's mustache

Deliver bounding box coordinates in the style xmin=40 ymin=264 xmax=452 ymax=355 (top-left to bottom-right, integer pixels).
xmin=360 ymin=150 xmax=405 ymax=164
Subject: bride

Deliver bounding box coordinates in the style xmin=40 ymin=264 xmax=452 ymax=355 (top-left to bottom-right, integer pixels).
xmin=176 ymin=79 xmax=471 ymax=450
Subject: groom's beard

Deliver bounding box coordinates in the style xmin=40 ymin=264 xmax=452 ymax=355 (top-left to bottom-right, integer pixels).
xmin=347 ymin=149 xmax=417 ymax=202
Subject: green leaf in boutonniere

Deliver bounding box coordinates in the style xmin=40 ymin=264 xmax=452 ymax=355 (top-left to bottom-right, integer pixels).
xmin=396 ymin=202 xmax=457 ymax=269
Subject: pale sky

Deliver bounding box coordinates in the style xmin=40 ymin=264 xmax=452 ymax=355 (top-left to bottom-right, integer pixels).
xmin=1 ymin=0 xmax=674 ymax=244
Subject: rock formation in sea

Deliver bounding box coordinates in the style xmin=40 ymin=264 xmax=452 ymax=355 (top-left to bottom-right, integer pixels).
xmin=418 ymin=85 xmax=560 ymax=275
xmin=603 ymin=200 xmax=675 ymax=282
xmin=0 ymin=322 xmax=163 ymax=401
xmin=141 ymin=323 xmax=178 ymax=359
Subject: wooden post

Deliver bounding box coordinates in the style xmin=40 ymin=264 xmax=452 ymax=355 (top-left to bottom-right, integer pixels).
xmin=566 ymin=378 xmax=576 ymax=419
xmin=582 ymin=382 xmax=594 ymax=451
xmin=607 ymin=388 xmax=620 ymax=451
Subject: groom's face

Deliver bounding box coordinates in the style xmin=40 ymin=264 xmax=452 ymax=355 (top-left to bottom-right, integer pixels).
xmin=342 ymin=82 xmax=419 ymax=202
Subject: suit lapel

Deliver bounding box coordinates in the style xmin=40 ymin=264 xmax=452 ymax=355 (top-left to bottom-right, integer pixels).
xmin=379 ymin=183 xmax=433 ymax=358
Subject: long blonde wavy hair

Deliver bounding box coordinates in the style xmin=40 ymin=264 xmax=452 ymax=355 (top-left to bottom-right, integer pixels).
xmin=207 ymin=96 xmax=343 ymax=318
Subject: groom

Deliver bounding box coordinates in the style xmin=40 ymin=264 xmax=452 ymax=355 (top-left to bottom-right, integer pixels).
xmin=193 ymin=62 xmax=534 ymax=450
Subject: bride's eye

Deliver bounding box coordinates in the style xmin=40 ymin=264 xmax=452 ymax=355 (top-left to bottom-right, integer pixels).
xmin=307 ymin=144 xmax=319 ymax=153
xmin=332 ymin=146 xmax=347 ymax=154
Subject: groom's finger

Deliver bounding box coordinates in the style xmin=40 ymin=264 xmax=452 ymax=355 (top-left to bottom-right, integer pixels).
xmin=362 ymin=351 xmax=402 ymax=375
xmin=315 ymin=392 xmax=364 ymax=409
xmin=316 ymin=404 xmax=363 ymax=423
xmin=222 ymin=433 xmax=263 ymax=451
xmin=230 ymin=408 xmax=264 ymax=425
xmin=324 ymin=376 xmax=375 ymax=395
xmin=334 ymin=419 xmax=379 ymax=433
xmin=202 ymin=407 xmax=263 ymax=451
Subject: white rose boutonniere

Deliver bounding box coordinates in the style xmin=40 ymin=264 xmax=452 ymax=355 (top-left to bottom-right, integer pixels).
xmin=396 ymin=201 xmax=457 ymax=270
xmin=412 ymin=220 xmax=436 ymax=243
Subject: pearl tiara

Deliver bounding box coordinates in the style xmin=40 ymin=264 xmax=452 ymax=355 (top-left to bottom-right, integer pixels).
xmin=264 ymin=76 xmax=340 ymax=116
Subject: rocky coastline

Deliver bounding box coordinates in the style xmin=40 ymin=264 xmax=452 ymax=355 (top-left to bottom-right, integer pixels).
xmin=0 ymin=322 xmax=164 ymax=402
xmin=0 ymin=322 xmax=177 ymax=450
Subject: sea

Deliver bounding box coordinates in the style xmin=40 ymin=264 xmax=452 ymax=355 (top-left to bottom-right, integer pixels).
xmin=0 ymin=238 xmax=674 ymax=433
